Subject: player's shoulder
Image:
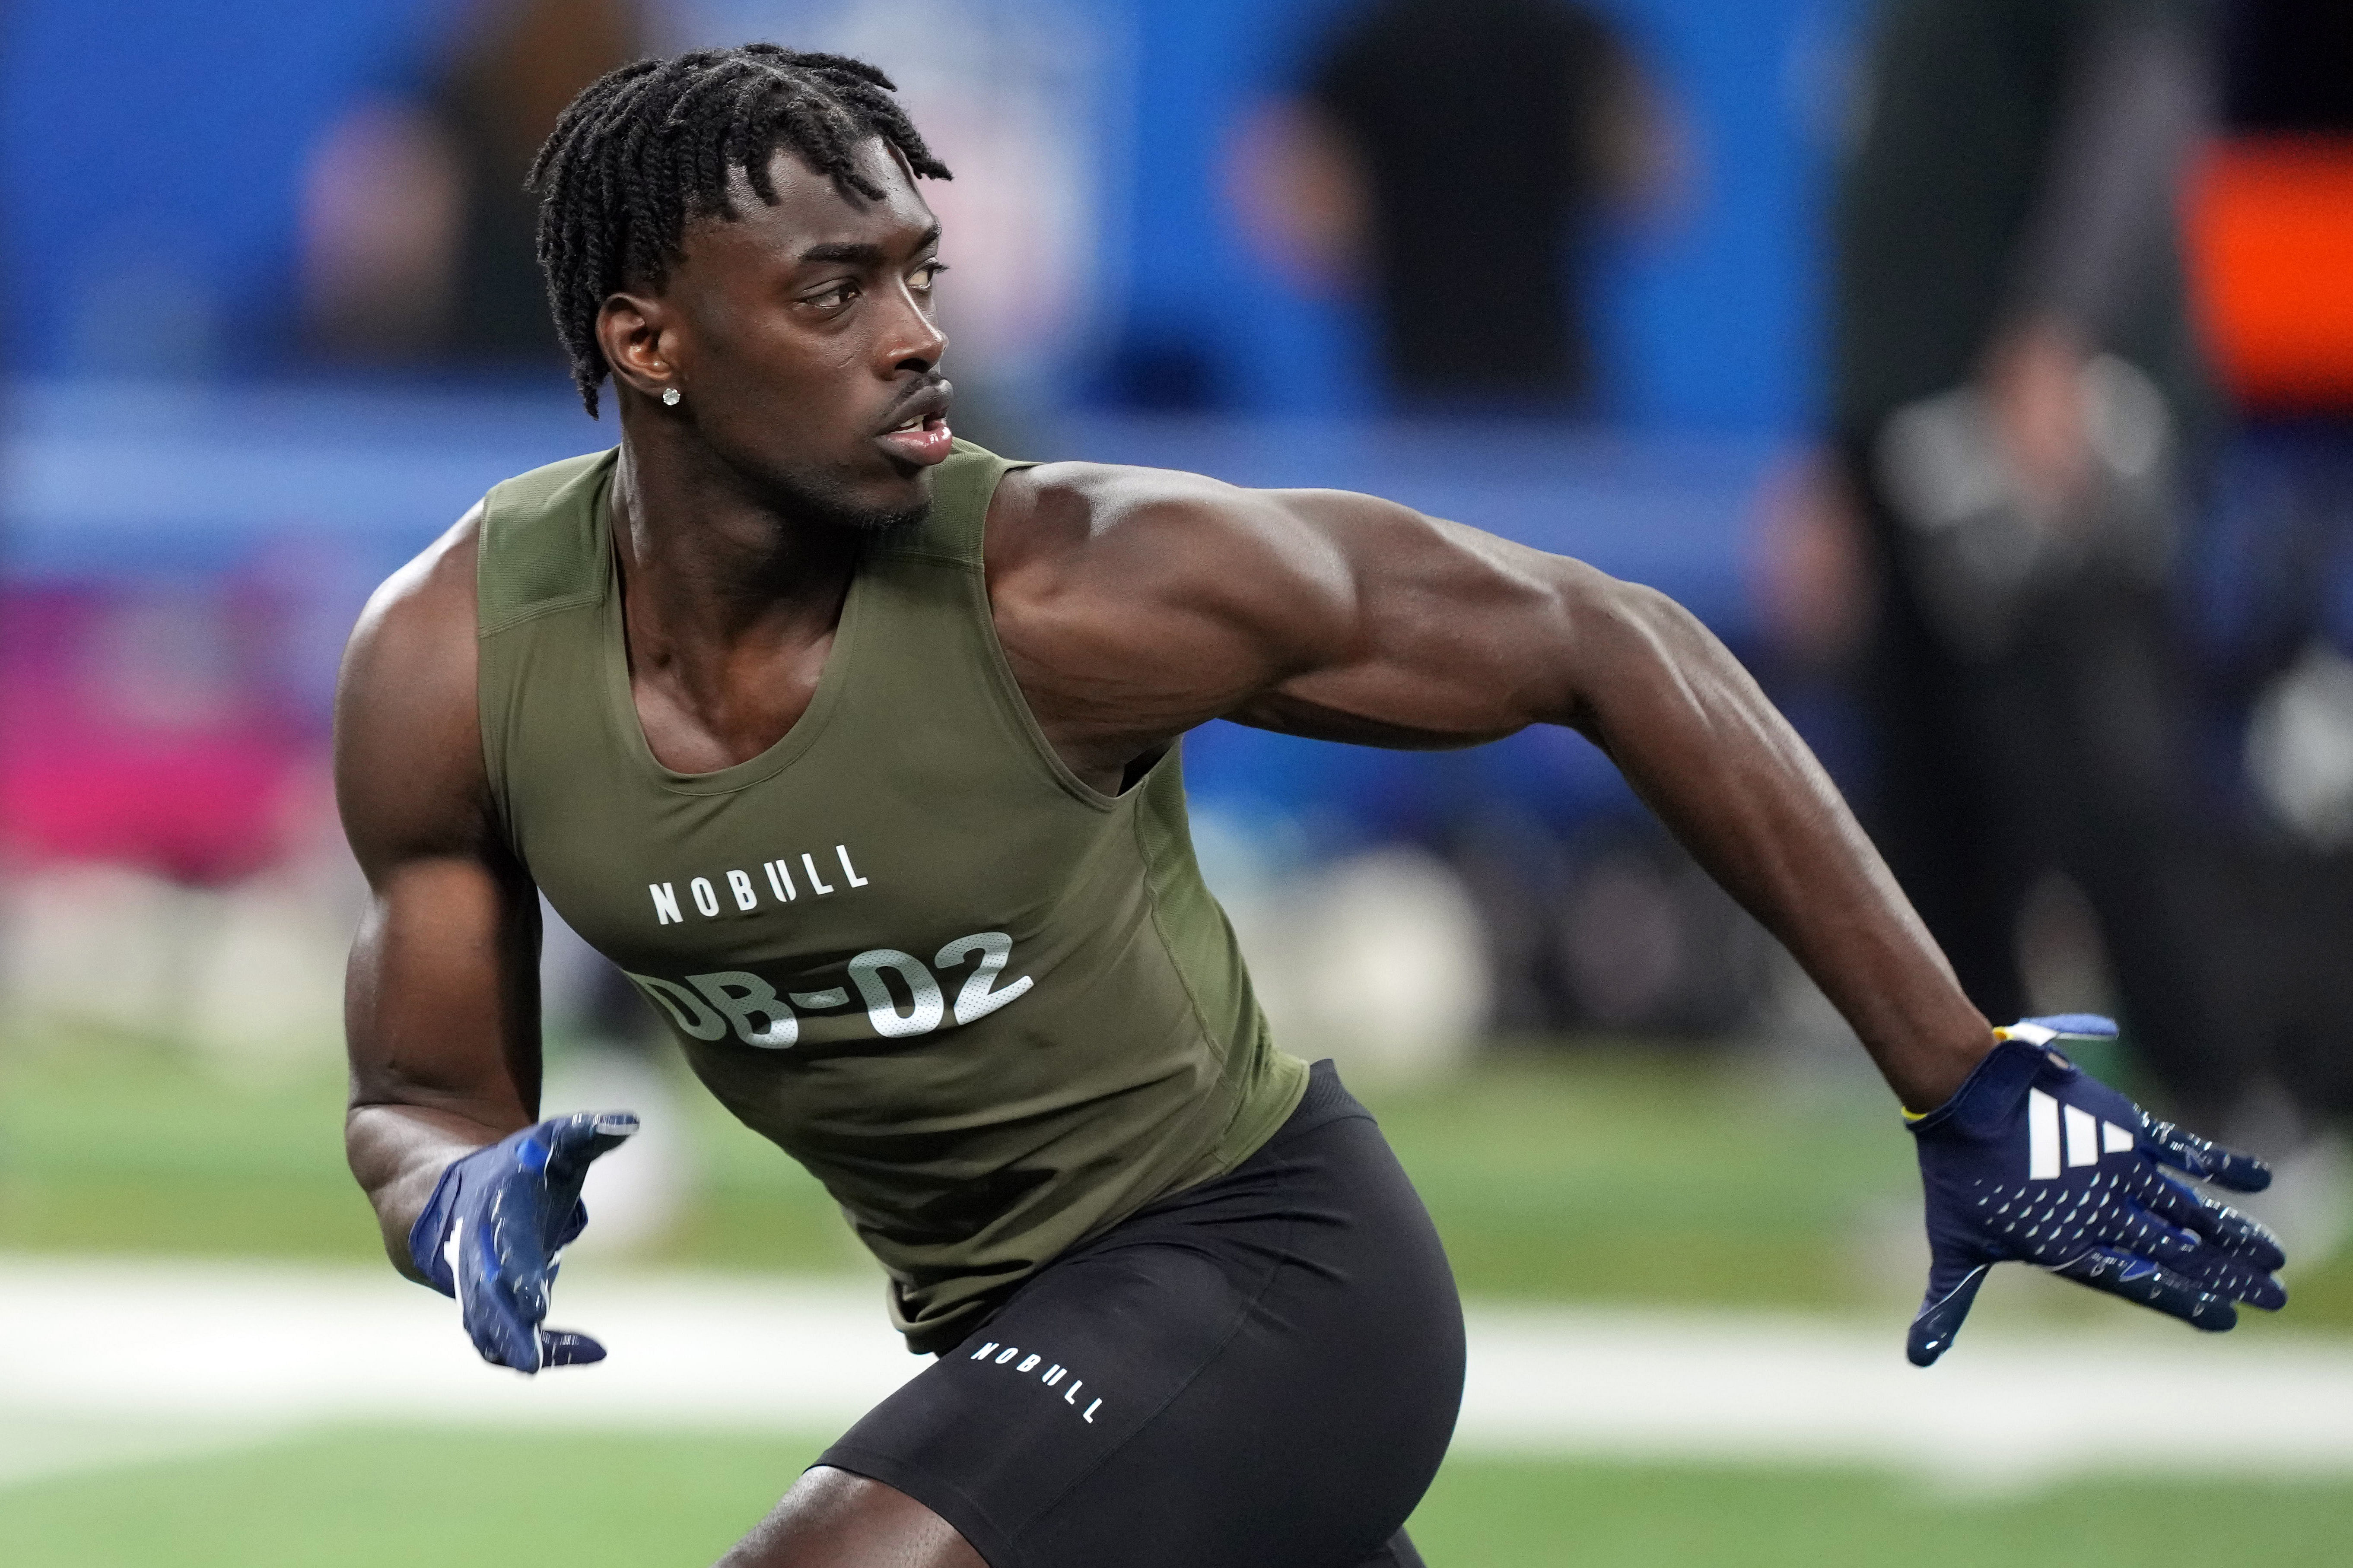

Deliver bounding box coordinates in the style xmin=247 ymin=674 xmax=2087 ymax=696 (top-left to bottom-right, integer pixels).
xmin=336 ymin=499 xmax=485 ymax=784
xmin=334 ymin=501 xmax=500 ymax=867
xmin=348 ymin=501 xmax=484 ymax=677
xmin=978 ymin=459 xmax=1396 ymax=692
xmin=994 ymin=457 xmax=1283 ymax=524
xmin=353 ymin=445 xmax=622 ymax=666
xmin=987 ymin=459 xmax=1354 ymax=600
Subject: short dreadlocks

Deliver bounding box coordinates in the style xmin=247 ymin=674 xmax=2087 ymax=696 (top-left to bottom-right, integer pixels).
xmin=528 ymin=44 xmax=952 ymax=416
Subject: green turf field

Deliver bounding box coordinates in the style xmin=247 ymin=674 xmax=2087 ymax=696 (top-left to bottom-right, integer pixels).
xmin=3 ymin=1425 xmax=2349 ymax=1568
xmin=4 ymin=1026 xmax=2347 ymax=1327
xmin=5 ymin=1029 xmax=2350 ymax=1563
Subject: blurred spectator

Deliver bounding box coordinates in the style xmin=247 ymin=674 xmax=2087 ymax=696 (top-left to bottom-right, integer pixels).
xmin=1232 ymin=0 xmax=1677 ymax=411
xmin=2180 ymin=1 xmax=2353 ymax=1142
xmin=1811 ymin=0 xmax=2258 ymax=1122
xmin=300 ymin=0 xmax=648 ymax=365
xmin=1227 ymin=0 xmax=1694 ymax=1033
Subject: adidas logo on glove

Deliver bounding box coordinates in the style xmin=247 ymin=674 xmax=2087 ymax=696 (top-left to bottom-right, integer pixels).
xmin=1903 ymin=1016 xmax=2285 ymax=1367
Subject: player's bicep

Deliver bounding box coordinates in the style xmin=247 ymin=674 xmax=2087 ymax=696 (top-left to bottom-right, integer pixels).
xmin=1230 ymin=494 xmax=1604 ymax=746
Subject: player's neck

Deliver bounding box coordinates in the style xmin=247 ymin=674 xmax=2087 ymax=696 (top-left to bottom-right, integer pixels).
xmin=607 ymin=429 xmax=864 ymax=661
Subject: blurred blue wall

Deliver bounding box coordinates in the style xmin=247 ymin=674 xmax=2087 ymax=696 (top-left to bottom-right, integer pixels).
xmin=3 ymin=0 xmax=463 ymax=374
xmin=6 ymin=0 xmax=1860 ymax=431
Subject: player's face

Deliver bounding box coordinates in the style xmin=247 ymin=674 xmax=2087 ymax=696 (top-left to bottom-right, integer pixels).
xmin=654 ymin=139 xmax=952 ymax=528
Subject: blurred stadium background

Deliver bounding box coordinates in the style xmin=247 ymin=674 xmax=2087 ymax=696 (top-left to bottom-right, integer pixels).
xmin=4 ymin=0 xmax=2353 ymax=1562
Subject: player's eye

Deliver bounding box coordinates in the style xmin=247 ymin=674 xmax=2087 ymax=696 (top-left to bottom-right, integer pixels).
xmin=911 ymin=261 xmax=949 ymax=293
xmin=802 ymin=280 xmax=860 ymax=312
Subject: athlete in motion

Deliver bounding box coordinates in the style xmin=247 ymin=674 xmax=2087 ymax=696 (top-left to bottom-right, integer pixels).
xmin=337 ymin=44 xmax=2286 ymax=1568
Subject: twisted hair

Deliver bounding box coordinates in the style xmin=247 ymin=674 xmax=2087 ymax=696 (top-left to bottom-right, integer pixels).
xmin=528 ymin=43 xmax=951 ymax=416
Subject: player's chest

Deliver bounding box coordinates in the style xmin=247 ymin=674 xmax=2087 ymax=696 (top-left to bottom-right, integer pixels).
xmin=516 ymin=744 xmax=1117 ymax=978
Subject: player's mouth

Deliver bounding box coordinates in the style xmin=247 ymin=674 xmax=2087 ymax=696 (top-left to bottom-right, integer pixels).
xmin=873 ymin=381 xmax=954 ymax=467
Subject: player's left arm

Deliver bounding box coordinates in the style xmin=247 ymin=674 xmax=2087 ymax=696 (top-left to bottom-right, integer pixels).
xmin=1234 ymin=486 xmax=2283 ymax=1352
xmin=1056 ymin=475 xmax=1994 ymax=1113
xmin=995 ymin=467 xmax=2283 ymax=1361
xmin=1294 ymin=504 xmax=2000 ymax=1096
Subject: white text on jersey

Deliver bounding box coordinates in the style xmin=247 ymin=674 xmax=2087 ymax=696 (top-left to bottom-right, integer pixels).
xmin=649 ymin=843 xmax=871 ymax=925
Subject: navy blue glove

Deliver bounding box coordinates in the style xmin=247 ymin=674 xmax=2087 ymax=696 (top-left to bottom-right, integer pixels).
xmin=1906 ymin=1015 xmax=2284 ymax=1366
xmin=409 ymin=1111 xmax=639 ymax=1373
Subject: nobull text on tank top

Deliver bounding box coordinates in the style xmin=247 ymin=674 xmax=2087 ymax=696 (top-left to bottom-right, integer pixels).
xmin=474 ymin=441 xmax=1309 ymax=1352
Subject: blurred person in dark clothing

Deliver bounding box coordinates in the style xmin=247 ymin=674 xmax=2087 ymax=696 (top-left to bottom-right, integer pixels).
xmin=1231 ymin=0 xmax=1682 ymax=1028
xmin=1234 ymin=0 xmax=1674 ymax=411
xmin=301 ymin=0 xmax=647 ymax=363
xmin=1816 ymin=0 xmax=2251 ymax=1121
xmin=431 ymin=0 xmax=650 ymax=360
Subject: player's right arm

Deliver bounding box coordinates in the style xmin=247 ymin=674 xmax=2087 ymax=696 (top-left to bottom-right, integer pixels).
xmin=335 ymin=506 xmax=543 ymax=1284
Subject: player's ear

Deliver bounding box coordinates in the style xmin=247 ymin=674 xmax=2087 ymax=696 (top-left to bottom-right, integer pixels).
xmin=597 ymin=290 xmax=680 ymax=404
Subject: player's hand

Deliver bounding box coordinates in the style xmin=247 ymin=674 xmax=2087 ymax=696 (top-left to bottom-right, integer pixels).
xmin=1904 ymin=1016 xmax=2283 ymax=1366
xmin=407 ymin=1111 xmax=639 ymax=1373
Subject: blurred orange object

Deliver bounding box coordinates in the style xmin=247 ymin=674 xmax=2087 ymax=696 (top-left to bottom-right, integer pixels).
xmin=2189 ymin=137 xmax=2353 ymax=411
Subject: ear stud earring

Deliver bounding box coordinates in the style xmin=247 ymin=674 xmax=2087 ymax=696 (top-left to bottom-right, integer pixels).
xmin=661 ymin=387 xmax=681 ymax=406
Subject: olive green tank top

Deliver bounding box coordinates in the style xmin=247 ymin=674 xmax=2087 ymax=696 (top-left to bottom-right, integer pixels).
xmin=475 ymin=441 xmax=1308 ymax=1352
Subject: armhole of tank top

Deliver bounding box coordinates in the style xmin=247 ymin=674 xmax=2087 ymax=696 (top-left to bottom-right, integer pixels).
xmin=948 ymin=457 xmax=1135 ymax=815
xmin=471 ymin=460 xmax=613 ymax=860
xmin=473 ymin=496 xmax=522 ymax=860
xmin=1126 ymin=753 xmax=1307 ymax=1181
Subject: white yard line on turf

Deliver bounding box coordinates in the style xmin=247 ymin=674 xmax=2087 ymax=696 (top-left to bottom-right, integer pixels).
xmin=4 ymin=1256 xmax=2353 ymax=1490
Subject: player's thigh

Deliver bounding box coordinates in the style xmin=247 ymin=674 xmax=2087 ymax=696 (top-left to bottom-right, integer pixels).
xmin=717 ymin=1466 xmax=984 ymax=1568
xmin=822 ymin=1081 xmax=1460 ymax=1568
xmin=817 ymin=1223 xmax=1278 ymax=1565
xmin=1022 ymin=1114 xmax=1463 ymax=1567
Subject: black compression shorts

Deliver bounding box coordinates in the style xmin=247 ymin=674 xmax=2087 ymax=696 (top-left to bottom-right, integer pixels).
xmin=818 ymin=1060 xmax=1466 ymax=1568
